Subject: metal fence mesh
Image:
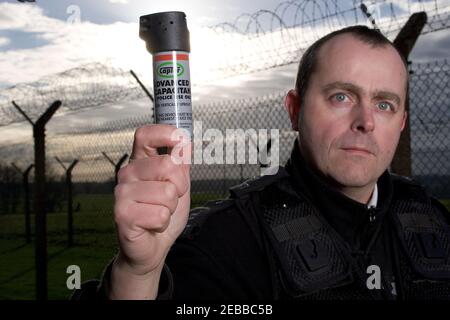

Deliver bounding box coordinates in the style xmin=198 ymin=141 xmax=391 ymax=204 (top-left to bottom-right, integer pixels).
xmin=0 ymin=59 xmax=448 ymax=250
xmin=409 ymin=59 xmax=450 ymax=198
xmin=0 ymin=0 xmax=449 ymax=300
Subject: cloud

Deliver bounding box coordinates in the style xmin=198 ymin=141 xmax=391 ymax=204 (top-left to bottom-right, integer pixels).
xmin=109 ymin=0 xmax=129 ymax=3
xmin=0 ymin=1 xmax=449 ymax=92
xmin=387 ymin=0 xmax=448 ymax=15
xmin=0 ymin=3 xmax=151 ymax=87
xmin=411 ymin=29 xmax=450 ymax=62
xmin=0 ymin=36 xmax=10 ymax=47
xmin=0 ymin=2 xmax=303 ymax=88
xmin=0 ymin=3 xmax=56 ymax=31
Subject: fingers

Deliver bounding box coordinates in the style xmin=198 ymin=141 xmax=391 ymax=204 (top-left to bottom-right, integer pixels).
xmin=114 ymin=181 xmax=179 ymax=214
xmin=130 ymin=124 xmax=190 ymax=161
xmin=117 ymin=155 xmax=189 ymax=197
xmin=115 ymin=202 xmax=172 ymax=235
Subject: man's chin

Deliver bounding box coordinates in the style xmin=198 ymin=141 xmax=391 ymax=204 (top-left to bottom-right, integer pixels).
xmin=329 ymin=171 xmax=375 ymax=189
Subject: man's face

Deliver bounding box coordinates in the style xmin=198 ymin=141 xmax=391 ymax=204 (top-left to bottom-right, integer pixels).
xmin=288 ymin=34 xmax=408 ymax=189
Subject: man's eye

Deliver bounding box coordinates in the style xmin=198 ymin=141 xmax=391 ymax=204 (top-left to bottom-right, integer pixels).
xmin=377 ymin=101 xmax=393 ymax=111
xmin=333 ymin=93 xmax=348 ymax=102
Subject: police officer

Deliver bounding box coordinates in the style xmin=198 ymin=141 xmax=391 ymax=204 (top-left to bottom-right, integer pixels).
xmin=72 ymin=25 xmax=450 ymax=300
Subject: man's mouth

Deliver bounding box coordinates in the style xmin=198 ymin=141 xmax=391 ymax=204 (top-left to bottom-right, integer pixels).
xmin=341 ymin=147 xmax=373 ymax=156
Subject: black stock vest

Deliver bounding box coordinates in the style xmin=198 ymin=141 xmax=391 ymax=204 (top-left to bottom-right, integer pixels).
xmin=72 ymin=156 xmax=450 ymax=301
xmin=225 ymin=166 xmax=450 ymax=300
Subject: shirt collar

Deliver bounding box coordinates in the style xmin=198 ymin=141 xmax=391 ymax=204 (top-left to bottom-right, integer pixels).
xmin=367 ymin=183 xmax=378 ymax=209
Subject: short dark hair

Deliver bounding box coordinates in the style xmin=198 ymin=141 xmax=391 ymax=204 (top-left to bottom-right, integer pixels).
xmin=295 ymin=25 xmax=409 ymax=104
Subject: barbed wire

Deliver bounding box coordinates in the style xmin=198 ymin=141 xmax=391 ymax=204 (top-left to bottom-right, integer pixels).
xmin=0 ymin=0 xmax=448 ymax=128
xmin=206 ymin=0 xmax=450 ymax=77
xmin=212 ymin=0 xmax=450 ymax=36
xmin=0 ymin=59 xmax=448 ymax=182
xmin=0 ymin=62 xmax=146 ymax=127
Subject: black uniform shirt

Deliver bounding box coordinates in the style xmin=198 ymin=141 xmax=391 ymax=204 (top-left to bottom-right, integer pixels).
xmin=71 ymin=140 xmax=450 ymax=301
xmin=165 ymin=141 xmax=400 ymax=299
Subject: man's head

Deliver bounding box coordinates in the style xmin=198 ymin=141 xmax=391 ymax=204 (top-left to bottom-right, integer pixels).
xmin=285 ymin=25 xmax=408 ymax=200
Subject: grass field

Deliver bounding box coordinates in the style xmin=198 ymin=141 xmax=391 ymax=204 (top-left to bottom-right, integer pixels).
xmin=0 ymin=192 xmax=223 ymax=300
xmin=1 ymin=194 xmax=449 ymax=300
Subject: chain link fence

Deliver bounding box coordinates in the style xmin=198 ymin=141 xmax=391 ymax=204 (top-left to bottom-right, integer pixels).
xmin=1 ymin=58 xmax=449 ymax=233
xmin=0 ymin=58 xmax=448 ymax=299
xmin=409 ymin=59 xmax=450 ymax=198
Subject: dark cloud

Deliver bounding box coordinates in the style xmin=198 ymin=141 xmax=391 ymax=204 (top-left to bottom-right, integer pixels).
xmin=411 ymin=28 xmax=450 ymax=61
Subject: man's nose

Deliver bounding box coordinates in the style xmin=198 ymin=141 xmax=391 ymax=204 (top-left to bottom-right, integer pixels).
xmin=350 ymin=103 xmax=375 ymax=133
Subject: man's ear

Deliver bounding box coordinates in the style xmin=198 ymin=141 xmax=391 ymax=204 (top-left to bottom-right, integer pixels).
xmin=284 ymin=89 xmax=301 ymax=131
xmin=400 ymin=111 xmax=408 ymax=131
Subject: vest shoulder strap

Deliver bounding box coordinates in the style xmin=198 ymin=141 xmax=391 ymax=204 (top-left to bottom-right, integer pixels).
xmin=391 ymin=177 xmax=450 ymax=280
xmin=179 ymin=198 xmax=235 ymax=240
xmin=229 ymin=167 xmax=289 ymax=199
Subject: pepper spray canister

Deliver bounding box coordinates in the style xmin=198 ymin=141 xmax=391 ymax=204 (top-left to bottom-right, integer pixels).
xmin=139 ymin=11 xmax=193 ymax=139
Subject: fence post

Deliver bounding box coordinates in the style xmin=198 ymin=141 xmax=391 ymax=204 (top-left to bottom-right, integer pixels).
xmin=391 ymin=12 xmax=427 ymax=176
xmin=12 ymin=100 xmax=61 ymax=301
xmin=11 ymin=162 xmax=34 ymax=244
xmin=102 ymin=152 xmax=129 ymax=185
xmin=55 ymin=157 xmax=79 ymax=247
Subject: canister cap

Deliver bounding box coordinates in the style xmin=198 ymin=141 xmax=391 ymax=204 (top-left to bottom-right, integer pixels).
xmin=139 ymin=11 xmax=190 ymax=54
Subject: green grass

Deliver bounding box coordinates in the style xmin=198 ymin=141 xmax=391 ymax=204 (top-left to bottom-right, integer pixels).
xmin=3 ymin=192 xmax=445 ymax=300
xmin=0 ymin=192 xmax=223 ymax=300
xmin=0 ymin=239 xmax=115 ymax=300
xmin=0 ymin=209 xmax=117 ymax=300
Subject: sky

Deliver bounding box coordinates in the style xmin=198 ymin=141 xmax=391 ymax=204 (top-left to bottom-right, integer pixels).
xmin=0 ymin=0 xmax=295 ymax=88
xmin=1 ymin=0 xmax=449 ymax=87
xmin=0 ymin=0 xmax=449 ymax=144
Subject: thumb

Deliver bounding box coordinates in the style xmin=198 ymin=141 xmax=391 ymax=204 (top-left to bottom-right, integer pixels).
xmin=169 ymin=127 xmax=192 ymax=163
